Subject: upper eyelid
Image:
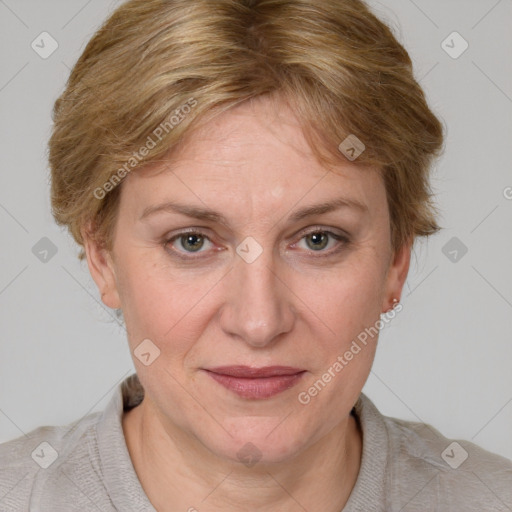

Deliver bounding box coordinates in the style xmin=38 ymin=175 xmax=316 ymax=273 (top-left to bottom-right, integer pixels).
xmin=166 ymin=225 xmax=347 ymax=242
xmin=170 ymin=223 xmax=347 ymax=236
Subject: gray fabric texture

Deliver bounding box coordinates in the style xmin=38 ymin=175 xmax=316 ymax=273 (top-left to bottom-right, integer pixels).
xmin=1 ymin=373 xmax=511 ymax=511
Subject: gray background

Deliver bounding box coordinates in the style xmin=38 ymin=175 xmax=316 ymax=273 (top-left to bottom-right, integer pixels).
xmin=1 ymin=0 xmax=511 ymax=462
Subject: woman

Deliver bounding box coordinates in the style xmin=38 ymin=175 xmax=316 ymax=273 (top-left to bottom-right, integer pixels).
xmin=1 ymin=0 xmax=511 ymax=510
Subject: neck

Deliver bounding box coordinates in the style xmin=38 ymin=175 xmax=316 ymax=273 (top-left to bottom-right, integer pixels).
xmin=123 ymin=397 xmax=362 ymax=512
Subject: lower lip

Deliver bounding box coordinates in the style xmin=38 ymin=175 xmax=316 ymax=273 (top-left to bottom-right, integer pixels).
xmin=205 ymin=371 xmax=305 ymax=399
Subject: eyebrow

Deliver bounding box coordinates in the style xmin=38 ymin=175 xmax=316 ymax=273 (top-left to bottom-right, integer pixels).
xmin=139 ymin=197 xmax=368 ymax=225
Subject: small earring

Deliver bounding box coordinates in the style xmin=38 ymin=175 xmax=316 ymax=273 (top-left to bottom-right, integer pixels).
xmin=387 ymin=298 xmax=399 ymax=313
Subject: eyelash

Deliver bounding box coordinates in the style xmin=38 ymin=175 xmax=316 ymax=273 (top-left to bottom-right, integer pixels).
xmin=163 ymin=227 xmax=350 ymax=260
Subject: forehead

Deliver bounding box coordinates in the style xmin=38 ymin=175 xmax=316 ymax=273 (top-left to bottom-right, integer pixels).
xmin=120 ymin=96 xmax=386 ymax=222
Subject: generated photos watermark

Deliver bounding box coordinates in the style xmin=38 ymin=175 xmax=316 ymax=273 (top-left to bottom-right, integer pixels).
xmin=297 ymin=302 xmax=403 ymax=405
xmin=93 ymin=97 xmax=198 ymax=200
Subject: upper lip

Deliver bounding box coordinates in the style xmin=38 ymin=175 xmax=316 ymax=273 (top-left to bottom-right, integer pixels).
xmin=205 ymin=365 xmax=305 ymax=378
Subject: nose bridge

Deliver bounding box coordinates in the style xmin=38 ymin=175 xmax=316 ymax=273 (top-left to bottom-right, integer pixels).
xmin=220 ymin=242 xmax=293 ymax=347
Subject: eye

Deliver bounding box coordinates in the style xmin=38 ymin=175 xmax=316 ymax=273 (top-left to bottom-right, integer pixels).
xmin=294 ymin=229 xmax=349 ymax=255
xmin=165 ymin=231 xmax=214 ymax=258
xmin=164 ymin=227 xmax=350 ymax=260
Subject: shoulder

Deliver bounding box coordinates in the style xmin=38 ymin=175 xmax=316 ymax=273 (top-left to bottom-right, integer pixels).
xmin=0 ymin=411 xmax=108 ymax=511
xmin=381 ymin=409 xmax=512 ymax=510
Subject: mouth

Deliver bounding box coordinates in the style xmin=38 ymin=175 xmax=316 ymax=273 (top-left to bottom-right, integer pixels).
xmin=203 ymin=365 xmax=306 ymax=400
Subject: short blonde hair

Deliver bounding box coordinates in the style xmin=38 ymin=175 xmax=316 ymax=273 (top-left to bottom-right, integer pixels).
xmin=49 ymin=0 xmax=444 ymax=260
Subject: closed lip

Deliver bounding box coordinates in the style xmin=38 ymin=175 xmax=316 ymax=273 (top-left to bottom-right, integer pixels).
xmin=204 ymin=365 xmax=305 ymax=378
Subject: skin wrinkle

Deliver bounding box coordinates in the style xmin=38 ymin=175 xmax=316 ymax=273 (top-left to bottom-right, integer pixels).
xmin=83 ymin=95 xmax=411 ymax=512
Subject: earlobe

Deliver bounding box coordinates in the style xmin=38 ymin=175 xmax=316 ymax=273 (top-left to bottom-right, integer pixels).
xmin=382 ymin=240 xmax=412 ymax=313
xmin=81 ymin=223 xmax=121 ymax=310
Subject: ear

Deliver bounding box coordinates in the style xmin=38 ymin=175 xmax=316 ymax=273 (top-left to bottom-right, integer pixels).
xmin=381 ymin=239 xmax=412 ymax=313
xmin=81 ymin=222 xmax=121 ymax=310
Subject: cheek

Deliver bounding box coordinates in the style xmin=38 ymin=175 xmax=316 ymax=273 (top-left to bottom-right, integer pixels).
xmin=291 ymin=259 xmax=384 ymax=426
xmin=298 ymin=252 xmax=387 ymax=341
xmin=115 ymin=253 xmax=223 ymax=353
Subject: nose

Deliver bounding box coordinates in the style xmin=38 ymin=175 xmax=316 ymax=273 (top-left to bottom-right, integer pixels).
xmin=218 ymin=246 xmax=295 ymax=348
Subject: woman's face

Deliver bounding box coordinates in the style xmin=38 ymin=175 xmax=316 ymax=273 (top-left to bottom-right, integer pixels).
xmin=87 ymin=95 xmax=410 ymax=464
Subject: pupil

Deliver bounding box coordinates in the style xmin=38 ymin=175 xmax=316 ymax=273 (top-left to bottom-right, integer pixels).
xmin=183 ymin=234 xmax=203 ymax=252
xmin=308 ymin=232 xmax=328 ymax=250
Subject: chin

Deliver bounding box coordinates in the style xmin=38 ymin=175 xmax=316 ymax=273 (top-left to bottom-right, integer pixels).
xmin=203 ymin=417 xmax=310 ymax=466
